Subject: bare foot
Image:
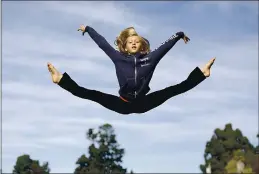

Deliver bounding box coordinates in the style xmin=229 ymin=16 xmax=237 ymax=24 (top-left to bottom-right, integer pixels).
xmin=47 ymin=63 xmax=63 ymax=84
xmin=201 ymin=58 xmax=216 ymax=77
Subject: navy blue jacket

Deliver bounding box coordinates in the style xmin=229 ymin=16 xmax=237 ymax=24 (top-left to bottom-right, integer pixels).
xmin=84 ymin=26 xmax=184 ymax=101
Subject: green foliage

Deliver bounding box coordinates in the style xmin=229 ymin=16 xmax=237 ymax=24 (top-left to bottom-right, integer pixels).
xmin=200 ymin=123 xmax=256 ymax=174
xmin=74 ymin=124 xmax=127 ymax=174
xmin=199 ymin=164 xmax=206 ymax=173
xmin=225 ymin=149 xmax=253 ymax=173
xmin=13 ymin=154 xmax=50 ymax=174
xmin=225 ymin=159 xmax=236 ymax=173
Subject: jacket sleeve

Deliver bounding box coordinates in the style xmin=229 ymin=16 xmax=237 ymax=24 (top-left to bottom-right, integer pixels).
xmin=149 ymin=32 xmax=184 ymax=64
xmin=84 ymin=26 xmax=121 ymax=62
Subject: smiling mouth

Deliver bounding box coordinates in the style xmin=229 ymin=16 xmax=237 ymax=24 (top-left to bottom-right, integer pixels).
xmin=132 ymin=46 xmax=137 ymax=49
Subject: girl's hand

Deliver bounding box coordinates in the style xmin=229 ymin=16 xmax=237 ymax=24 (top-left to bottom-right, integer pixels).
xmin=183 ymin=35 xmax=190 ymax=44
xmin=77 ymin=25 xmax=86 ymax=35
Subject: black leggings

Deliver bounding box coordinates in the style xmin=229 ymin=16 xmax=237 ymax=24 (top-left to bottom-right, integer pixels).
xmin=58 ymin=67 xmax=206 ymax=114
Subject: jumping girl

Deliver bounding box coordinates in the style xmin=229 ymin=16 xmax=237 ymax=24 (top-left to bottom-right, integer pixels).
xmin=47 ymin=25 xmax=215 ymax=114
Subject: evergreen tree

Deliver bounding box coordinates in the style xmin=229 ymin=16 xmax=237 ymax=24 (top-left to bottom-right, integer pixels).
xmin=200 ymin=123 xmax=255 ymax=173
xmin=75 ymin=124 xmax=127 ymax=174
xmin=13 ymin=154 xmax=50 ymax=174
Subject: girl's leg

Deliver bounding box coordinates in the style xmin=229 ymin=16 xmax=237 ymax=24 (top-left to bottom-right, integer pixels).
xmin=133 ymin=58 xmax=215 ymax=113
xmin=47 ymin=63 xmax=131 ymax=115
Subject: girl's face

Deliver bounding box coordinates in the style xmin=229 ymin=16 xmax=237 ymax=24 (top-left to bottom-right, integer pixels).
xmin=125 ymin=35 xmax=142 ymax=54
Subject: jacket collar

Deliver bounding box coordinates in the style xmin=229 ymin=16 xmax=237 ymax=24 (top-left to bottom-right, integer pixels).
xmin=124 ymin=52 xmax=146 ymax=58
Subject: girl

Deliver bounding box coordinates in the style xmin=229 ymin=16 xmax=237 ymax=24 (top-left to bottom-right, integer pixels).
xmin=47 ymin=26 xmax=215 ymax=114
xmin=77 ymin=25 xmax=190 ymax=101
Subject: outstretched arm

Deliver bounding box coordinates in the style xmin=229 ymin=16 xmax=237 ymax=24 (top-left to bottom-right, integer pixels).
xmin=149 ymin=32 xmax=189 ymax=64
xmin=78 ymin=25 xmax=121 ymax=62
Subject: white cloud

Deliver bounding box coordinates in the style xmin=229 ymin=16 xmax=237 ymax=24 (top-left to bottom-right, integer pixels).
xmin=2 ymin=143 xmax=46 ymax=150
xmin=190 ymin=1 xmax=258 ymax=15
xmin=41 ymin=1 xmax=150 ymax=32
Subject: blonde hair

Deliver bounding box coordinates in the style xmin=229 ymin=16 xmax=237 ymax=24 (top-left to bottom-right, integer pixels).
xmin=115 ymin=27 xmax=150 ymax=54
xmin=114 ymin=27 xmax=137 ymax=52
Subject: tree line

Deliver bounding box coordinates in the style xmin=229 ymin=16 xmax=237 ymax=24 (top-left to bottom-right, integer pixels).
xmin=5 ymin=123 xmax=259 ymax=174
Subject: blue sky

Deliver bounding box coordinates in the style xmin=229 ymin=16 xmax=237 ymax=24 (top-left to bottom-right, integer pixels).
xmin=2 ymin=1 xmax=258 ymax=173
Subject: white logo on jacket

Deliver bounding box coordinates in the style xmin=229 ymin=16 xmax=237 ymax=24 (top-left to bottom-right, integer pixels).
xmin=140 ymin=57 xmax=150 ymax=67
xmin=153 ymin=34 xmax=177 ymax=51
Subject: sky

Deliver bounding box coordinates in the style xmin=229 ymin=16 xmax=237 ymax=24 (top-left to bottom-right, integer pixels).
xmin=2 ymin=1 xmax=258 ymax=173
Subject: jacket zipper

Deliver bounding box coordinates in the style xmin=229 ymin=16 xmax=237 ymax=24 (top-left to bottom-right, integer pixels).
xmin=134 ymin=56 xmax=137 ymax=98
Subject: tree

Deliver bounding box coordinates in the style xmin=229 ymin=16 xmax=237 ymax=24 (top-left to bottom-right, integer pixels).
xmin=200 ymin=123 xmax=255 ymax=174
xmin=74 ymin=124 xmax=128 ymax=174
xmin=13 ymin=154 xmax=50 ymax=174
